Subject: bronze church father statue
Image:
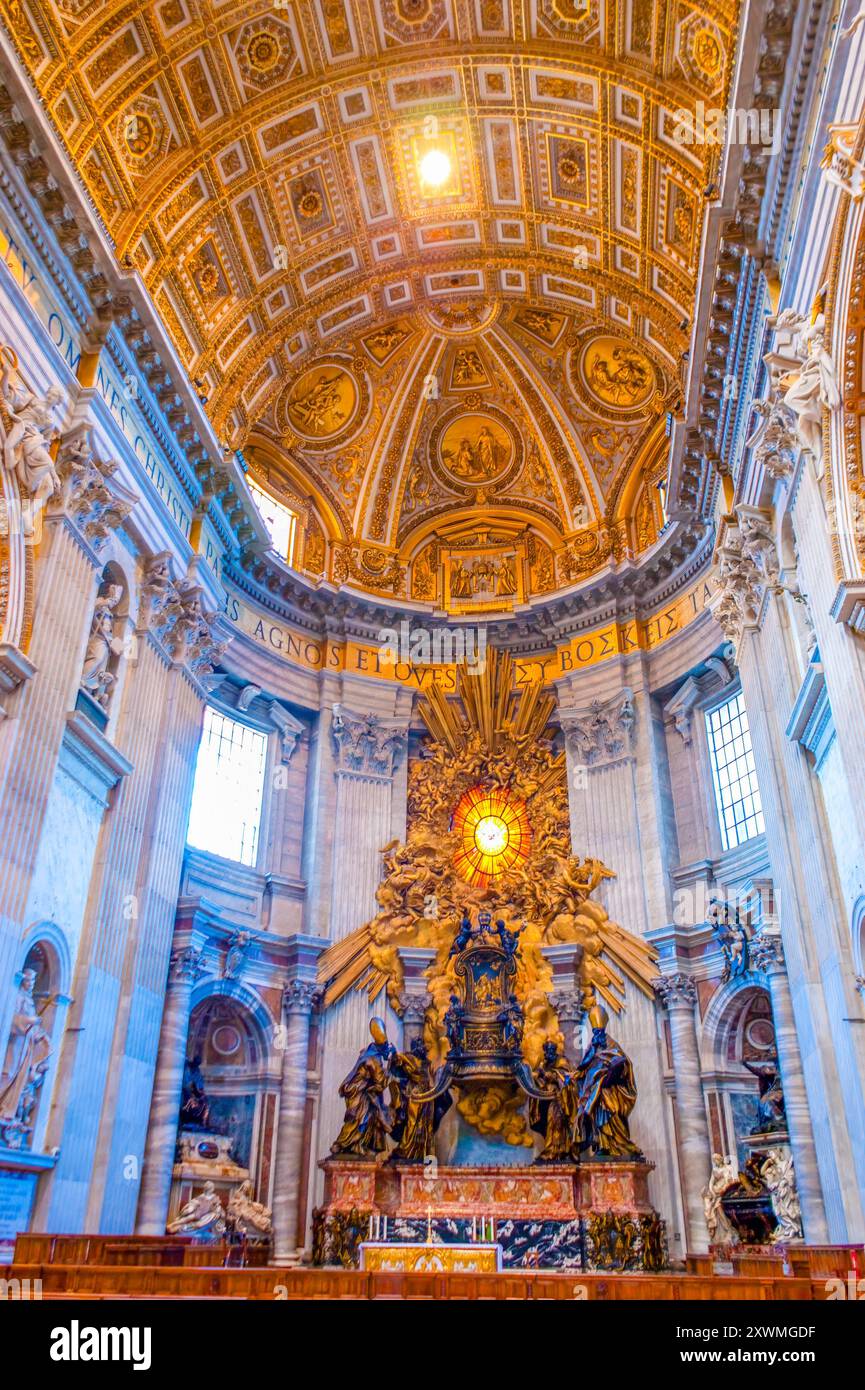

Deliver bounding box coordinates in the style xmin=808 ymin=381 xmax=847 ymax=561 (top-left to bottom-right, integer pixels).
xmin=575 ymin=1003 xmax=642 ymax=1159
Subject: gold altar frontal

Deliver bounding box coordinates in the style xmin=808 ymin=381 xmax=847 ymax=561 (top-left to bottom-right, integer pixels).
xmin=315 ymin=1158 xmax=664 ymax=1271
xmin=359 ymin=1242 xmax=502 ymax=1273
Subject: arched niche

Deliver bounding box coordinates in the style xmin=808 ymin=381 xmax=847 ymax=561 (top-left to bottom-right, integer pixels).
xmin=77 ymin=559 xmax=132 ymax=730
xmin=1 ymin=924 xmax=72 ymax=1152
xmin=700 ymin=978 xmax=778 ymax=1165
xmin=183 ymin=986 xmax=277 ymax=1199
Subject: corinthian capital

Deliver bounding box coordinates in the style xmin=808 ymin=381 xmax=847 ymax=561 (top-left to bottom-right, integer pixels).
xmin=151 ymin=557 xmax=232 ymax=676
xmin=749 ymin=931 xmax=785 ymax=975
xmin=653 ymin=973 xmax=698 ymax=1009
xmin=332 ymin=704 xmax=407 ymax=779
xmin=283 ymin=979 xmax=322 ymax=1016
xmin=167 ymin=946 xmax=205 ymax=986
xmin=559 ymin=688 xmax=635 ymax=768
xmin=137 ymin=551 xmax=175 ymax=632
xmin=709 ymin=506 xmax=779 ymax=644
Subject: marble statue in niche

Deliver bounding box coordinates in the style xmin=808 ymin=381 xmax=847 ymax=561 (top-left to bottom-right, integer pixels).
xmin=709 ymin=898 xmax=750 ymax=981
xmin=770 ymin=306 xmax=840 ymax=474
xmin=0 ymin=967 xmax=53 ymax=1145
xmin=80 ymin=581 xmax=125 ymax=710
xmin=179 ymin=1054 xmax=213 ymax=1131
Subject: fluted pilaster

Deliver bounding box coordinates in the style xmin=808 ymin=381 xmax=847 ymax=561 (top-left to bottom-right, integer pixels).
xmin=653 ymin=973 xmax=712 ymax=1251
xmin=750 ymin=932 xmax=828 ymax=1240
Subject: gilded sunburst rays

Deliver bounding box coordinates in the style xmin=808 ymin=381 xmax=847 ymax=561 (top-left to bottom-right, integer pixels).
xmin=452 ymin=784 xmax=531 ymax=886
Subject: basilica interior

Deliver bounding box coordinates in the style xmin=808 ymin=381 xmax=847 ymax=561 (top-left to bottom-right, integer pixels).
xmin=0 ymin=0 xmax=864 ymax=1305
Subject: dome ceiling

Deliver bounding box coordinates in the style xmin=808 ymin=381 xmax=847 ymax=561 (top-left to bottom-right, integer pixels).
xmin=10 ymin=0 xmax=741 ymax=610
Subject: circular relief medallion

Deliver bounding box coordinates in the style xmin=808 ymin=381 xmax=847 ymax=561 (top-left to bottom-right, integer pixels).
xmin=745 ymin=1017 xmax=776 ymax=1052
xmin=211 ymin=1023 xmax=242 ymax=1057
xmin=435 ymin=411 xmax=517 ymax=490
xmin=577 ymin=336 xmax=656 ymax=414
xmin=286 ymin=362 xmax=359 ymax=441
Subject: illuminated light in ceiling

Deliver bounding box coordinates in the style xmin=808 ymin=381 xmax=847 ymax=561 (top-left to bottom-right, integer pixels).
xmin=452 ymin=785 xmax=531 ymax=887
xmin=419 ymin=148 xmax=452 ymax=188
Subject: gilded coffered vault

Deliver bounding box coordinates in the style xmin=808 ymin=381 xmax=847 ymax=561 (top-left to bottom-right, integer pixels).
xmin=4 ymin=0 xmax=741 ymax=607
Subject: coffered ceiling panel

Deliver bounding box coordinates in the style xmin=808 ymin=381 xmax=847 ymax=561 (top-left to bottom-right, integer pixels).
xmin=5 ymin=0 xmax=741 ymax=608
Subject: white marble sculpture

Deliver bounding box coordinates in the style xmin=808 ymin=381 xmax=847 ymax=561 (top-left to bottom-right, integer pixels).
xmin=167 ymin=1179 xmax=225 ymax=1235
xmin=228 ymin=1179 xmax=272 ymax=1235
xmin=80 ymin=585 xmax=125 ymax=708
xmin=761 ymin=1147 xmax=803 ymax=1243
xmin=0 ymin=968 xmax=52 ymax=1136
xmin=702 ymin=1153 xmax=739 ymax=1245
xmin=776 ymin=311 xmax=840 ymax=474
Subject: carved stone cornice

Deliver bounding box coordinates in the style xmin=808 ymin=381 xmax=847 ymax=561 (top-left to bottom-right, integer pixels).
xmin=830 ymin=580 xmax=865 ymax=636
xmin=652 ymin=973 xmax=698 ymax=1009
xmin=670 ymin=0 xmax=802 ymax=516
xmin=331 ymin=704 xmax=407 ymax=780
xmin=0 ymin=642 xmax=36 ymax=720
xmin=560 ymin=688 xmax=635 ymax=768
xmin=282 ymin=979 xmax=322 ymax=1016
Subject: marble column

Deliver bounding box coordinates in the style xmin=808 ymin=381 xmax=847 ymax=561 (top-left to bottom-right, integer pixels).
xmin=0 ymin=428 xmax=135 ymax=1057
xmin=272 ymin=979 xmax=320 ymax=1266
xmin=653 ymin=973 xmax=712 ymax=1251
xmin=136 ymin=945 xmax=204 ymax=1234
xmin=750 ymin=930 xmax=828 ymax=1240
